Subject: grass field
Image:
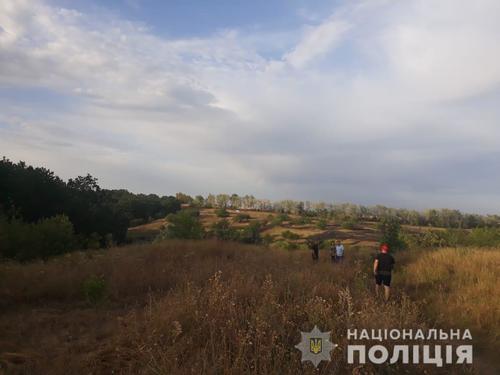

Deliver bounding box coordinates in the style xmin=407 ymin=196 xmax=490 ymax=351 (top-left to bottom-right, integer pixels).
xmin=1 ymin=240 xmax=498 ymax=374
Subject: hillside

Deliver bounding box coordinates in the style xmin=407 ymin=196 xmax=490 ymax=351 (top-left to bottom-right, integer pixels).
xmin=128 ymin=208 xmax=383 ymax=247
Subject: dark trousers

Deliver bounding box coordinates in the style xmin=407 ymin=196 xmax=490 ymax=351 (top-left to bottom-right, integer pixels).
xmin=312 ymin=249 xmax=319 ymax=261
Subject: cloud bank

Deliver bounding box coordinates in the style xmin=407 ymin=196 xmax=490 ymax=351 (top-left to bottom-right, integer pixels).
xmin=1 ymin=0 xmax=500 ymax=213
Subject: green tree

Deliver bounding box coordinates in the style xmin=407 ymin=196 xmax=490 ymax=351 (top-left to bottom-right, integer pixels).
xmin=216 ymin=207 xmax=230 ymax=218
xmin=233 ymin=213 xmax=251 ymax=223
xmin=1 ymin=215 xmax=76 ymax=261
xmin=378 ymin=216 xmax=405 ymax=250
xmin=239 ymin=221 xmax=262 ymax=244
xmin=211 ymin=219 xmax=236 ymax=240
xmin=159 ymin=210 xmax=204 ymax=240
xmin=317 ymin=218 xmax=328 ymax=230
xmin=175 ymin=192 xmax=193 ymax=204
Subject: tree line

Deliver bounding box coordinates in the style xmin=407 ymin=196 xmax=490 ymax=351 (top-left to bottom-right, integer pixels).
xmin=178 ymin=193 xmax=500 ymax=229
xmin=3 ymin=157 xmax=499 ymax=261
xmin=0 ymin=158 xmax=181 ymax=261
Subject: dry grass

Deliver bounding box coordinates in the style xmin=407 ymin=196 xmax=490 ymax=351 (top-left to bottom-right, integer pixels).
xmin=128 ymin=209 xmax=382 ymax=248
xmin=0 ymin=241 xmax=492 ymax=374
xmin=400 ymin=247 xmax=500 ymax=347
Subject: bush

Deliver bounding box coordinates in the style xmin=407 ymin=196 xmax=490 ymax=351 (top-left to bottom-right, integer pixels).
xmin=233 ymin=213 xmax=251 ymax=223
xmin=85 ymin=232 xmax=102 ymax=249
xmin=157 ymin=211 xmax=205 ymax=240
xmin=262 ymin=234 xmax=274 ymax=245
xmin=238 ymin=221 xmax=261 ymax=244
xmin=317 ymin=218 xmax=328 ymax=230
xmin=179 ymin=208 xmax=200 ymax=217
xmin=82 ymin=276 xmax=107 ymax=305
xmin=270 ymin=213 xmax=289 ymax=226
xmin=378 ymin=216 xmax=406 ymax=250
xmin=215 ymin=208 xmax=230 ymax=218
xmin=401 ymin=228 xmax=500 ymax=249
xmin=281 ymin=230 xmax=300 ymax=240
xmin=467 ymin=227 xmax=500 ymax=247
xmin=0 ymin=215 xmax=77 ymax=261
xmin=341 ymin=218 xmax=358 ymax=230
xmin=275 ymin=240 xmax=299 ymax=250
xmin=211 ymin=219 xmax=237 ymax=241
xmin=291 ymin=216 xmax=312 ymax=225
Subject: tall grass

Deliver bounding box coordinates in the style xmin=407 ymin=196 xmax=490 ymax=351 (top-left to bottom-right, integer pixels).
xmin=400 ymin=247 xmax=500 ymax=348
xmin=0 ymin=241 xmax=489 ymax=374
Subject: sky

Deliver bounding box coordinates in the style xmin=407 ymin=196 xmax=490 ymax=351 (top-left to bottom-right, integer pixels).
xmin=1 ymin=0 xmax=500 ymax=213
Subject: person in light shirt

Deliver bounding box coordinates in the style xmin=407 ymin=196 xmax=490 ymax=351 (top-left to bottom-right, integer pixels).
xmin=334 ymin=240 xmax=345 ymax=263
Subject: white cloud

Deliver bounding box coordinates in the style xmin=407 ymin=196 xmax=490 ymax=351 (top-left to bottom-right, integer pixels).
xmin=283 ymin=17 xmax=350 ymax=69
xmin=380 ymin=0 xmax=500 ymax=101
xmin=1 ymin=0 xmax=500 ymax=212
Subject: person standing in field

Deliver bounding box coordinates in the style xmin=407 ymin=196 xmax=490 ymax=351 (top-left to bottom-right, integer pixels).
xmin=308 ymin=239 xmax=320 ymax=262
xmin=373 ymin=243 xmax=395 ymax=301
xmin=335 ymin=240 xmax=345 ymax=263
xmin=330 ymin=241 xmax=336 ymax=262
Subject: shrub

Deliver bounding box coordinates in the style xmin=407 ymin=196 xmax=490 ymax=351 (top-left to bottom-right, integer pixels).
xmin=85 ymin=232 xmax=102 ymax=249
xmin=238 ymin=221 xmax=261 ymax=244
xmin=0 ymin=215 xmax=77 ymax=261
xmin=82 ymin=276 xmax=107 ymax=305
xmin=291 ymin=216 xmax=311 ymax=225
xmin=211 ymin=219 xmax=237 ymax=241
xmin=341 ymin=218 xmax=358 ymax=230
xmin=467 ymin=227 xmax=500 ymax=247
xmin=215 ymin=208 xmax=230 ymax=218
xmin=281 ymin=230 xmax=300 ymax=240
xmin=262 ymin=233 xmax=274 ymax=245
xmin=275 ymin=240 xmax=299 ymax=250
xmin=317 ymin=218 xmax=328 ymax=230
xmin=401 ymin=228 xmax=500 ymax=249
xmin=233 ymin=213 xmax=251 ymax=223
xmin=180 ymin=208 xmax=200 ymax=217
xmin=157 ymin=211 xmax=205 ymax=240
xmin=378 ymin=216 xmax=406 ymax=250
xmin=270 ymin=213 xmax=289 ymax=226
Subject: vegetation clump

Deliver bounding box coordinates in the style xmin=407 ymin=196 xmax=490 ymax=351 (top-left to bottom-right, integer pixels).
xmin=82 ymin=275 xmax=107 ymax=305
xmin=281 ymin=230 xmax=300 ymax=240
xmin=157 ymin=210 xmax=205 ymax=240
xmin=233 ymin=213 xmax=251 ymax=222
xmin=215 ymin=207 xmax=230 ymax=218
xmin=378 ymin=216 xmax=406 ymax=250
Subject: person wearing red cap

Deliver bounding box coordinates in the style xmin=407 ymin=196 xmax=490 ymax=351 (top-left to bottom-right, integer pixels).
xmin=373 ymin=243 xmax=395 ymax=301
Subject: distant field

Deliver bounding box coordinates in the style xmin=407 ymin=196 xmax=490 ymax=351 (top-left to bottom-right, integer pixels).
xmin=0 ymin=241 xmax=498 ymax=373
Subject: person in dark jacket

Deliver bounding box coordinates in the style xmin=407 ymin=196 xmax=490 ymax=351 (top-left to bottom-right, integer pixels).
xmin=373 ymin=243 xmax=395 ymax=301
xmin=307 ymin=239 xmax=320 ymax=262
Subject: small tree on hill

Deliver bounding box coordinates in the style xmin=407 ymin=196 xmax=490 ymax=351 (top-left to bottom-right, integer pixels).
xmin=233 ymin=213 xmax=251 ymax=223
xmin=378 ymin=216 xmax=405 ymax=250
xmin=239 ymin=221 xmax=262 ymax=244
xmin=158 ymin=210 xmax=204 ymax=240
xmin=317 ymin=218 xmax=328 ymax=230
xmin=211 ymin=219 xmax=237 ymax=241
xmin=216 ymin=207 xmax=230 ymax=218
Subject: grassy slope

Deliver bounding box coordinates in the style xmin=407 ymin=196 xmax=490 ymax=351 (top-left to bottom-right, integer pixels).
xmin=400 ymin=248 xmax=500 ymax=348
xmin=0 ymin=241 xmax=497 ymax=374
xmin=128 ymin=208 xmax=382 ymax=247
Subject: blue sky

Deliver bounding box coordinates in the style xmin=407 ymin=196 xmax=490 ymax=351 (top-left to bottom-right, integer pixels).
xmin=1 ymin=0 xmax=500 ymax=213
xmin=49 ymin=0 xmax=338 ymax=37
